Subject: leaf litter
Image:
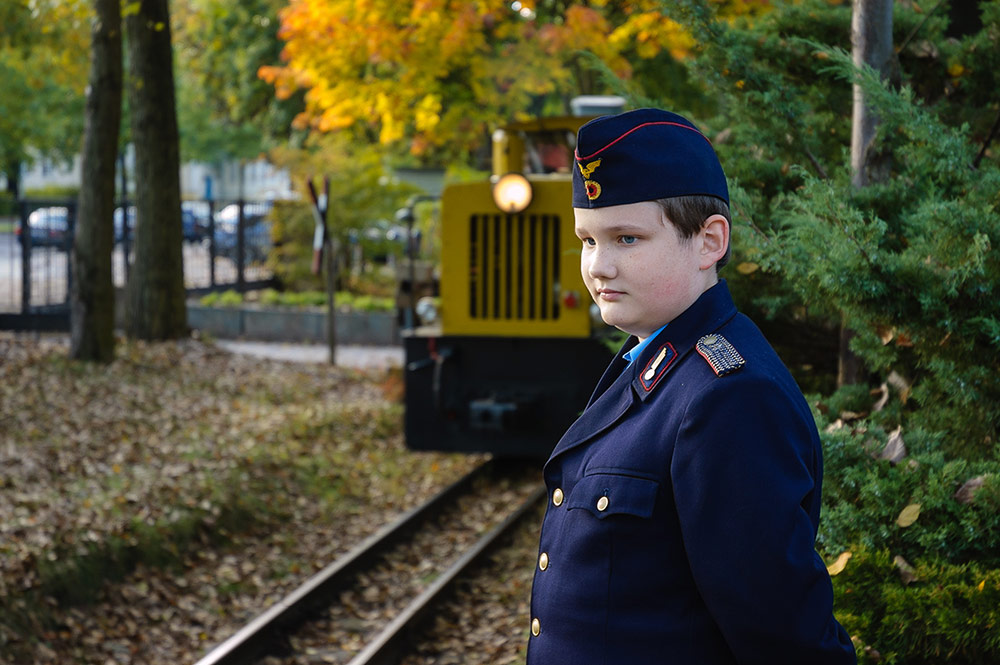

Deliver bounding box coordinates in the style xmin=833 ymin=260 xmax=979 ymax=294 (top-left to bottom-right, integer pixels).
xmin=0 ymin=333 xmax=499 ymax=664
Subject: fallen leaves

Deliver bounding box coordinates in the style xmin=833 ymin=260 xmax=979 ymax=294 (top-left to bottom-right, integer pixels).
xmin=880 ymin=426 xmax=908 ymax=465
xmin=893 ymin=555 xmax=919 ymax=585
xmin=954 ymin=475 xmax=987 ymax=504
xmin=0 ymin=333 xmax=483 ymax=664
xmin=896 ymin=503 xmax=922 ymax=528
xmin=827 ymin=551 xmax=853 ymax=577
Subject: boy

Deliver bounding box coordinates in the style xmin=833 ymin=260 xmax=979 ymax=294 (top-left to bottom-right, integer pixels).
xmin=526 ymin=109 xmax=856 ymax=664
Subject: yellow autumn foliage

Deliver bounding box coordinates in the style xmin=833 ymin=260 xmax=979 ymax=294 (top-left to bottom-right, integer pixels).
xmin=260 ymin=0 xmax=770 ymax=156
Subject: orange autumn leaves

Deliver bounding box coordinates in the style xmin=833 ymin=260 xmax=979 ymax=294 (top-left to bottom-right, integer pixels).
xmin=259 ymin=0 xmax=764 ymax=155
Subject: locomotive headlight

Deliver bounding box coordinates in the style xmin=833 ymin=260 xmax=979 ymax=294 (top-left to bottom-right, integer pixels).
xmin=415 ymin=296 xmax=439 ymax=326
xmin=492 ymin=172 xmax=533 ymax=213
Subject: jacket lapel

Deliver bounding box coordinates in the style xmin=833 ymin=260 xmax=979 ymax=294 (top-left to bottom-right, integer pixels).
xmin=546 ymin=280 xmax=740 ymax=465
xmin=548 ymin=360 xmax=638 ymax=460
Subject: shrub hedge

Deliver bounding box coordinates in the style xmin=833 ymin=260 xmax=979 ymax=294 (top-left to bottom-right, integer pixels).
xmin=664 ymin=1 xmax=1000 ymax=661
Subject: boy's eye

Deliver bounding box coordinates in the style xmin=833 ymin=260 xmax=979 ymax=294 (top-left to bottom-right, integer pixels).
xmin=620 ymin=235 xmax=637 ymax=245
xmin=582 ymin=237 xmax=596 ymax=247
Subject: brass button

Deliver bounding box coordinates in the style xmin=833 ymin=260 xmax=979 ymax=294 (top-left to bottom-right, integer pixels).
xmin=552 ymin=488 xmax=564 ymax=506
xmin=596 ymin=495 xmax=609 ymax=511
xmin=539 ymin=552 xmax=549 ymax=571
xmin=531 ymin=617 xmax=541 ymax=636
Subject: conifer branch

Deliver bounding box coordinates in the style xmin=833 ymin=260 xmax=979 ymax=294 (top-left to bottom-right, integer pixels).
xmin=973 ymin=106 xmax=1000 ymax=170
xmin=898 ymin=0 xmax=947 ymax=54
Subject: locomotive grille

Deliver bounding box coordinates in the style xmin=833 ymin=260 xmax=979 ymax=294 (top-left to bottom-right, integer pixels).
xmin=469 ymin=213 xmax=561 ymax=321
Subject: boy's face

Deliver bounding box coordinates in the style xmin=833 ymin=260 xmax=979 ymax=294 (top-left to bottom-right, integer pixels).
xmin=574 ymin=201 xmax=719 ymax=341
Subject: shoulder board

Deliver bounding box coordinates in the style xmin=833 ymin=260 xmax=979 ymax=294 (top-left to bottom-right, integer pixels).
xmin=695 ymin=334 xmax=745 ymax=377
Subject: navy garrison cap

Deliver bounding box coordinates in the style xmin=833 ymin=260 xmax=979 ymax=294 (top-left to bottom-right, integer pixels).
xmin=572 ymin=108 xmax=729 ymax=208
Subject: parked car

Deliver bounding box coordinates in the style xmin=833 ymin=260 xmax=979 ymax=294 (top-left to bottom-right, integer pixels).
xmin=18 ymin=207 xmax=71 ymax=250
xmin=211 ymin=202 xmax=272 ymax=264
xmin=115 ymin=203 xmax=211 ymax=244
xmin=181 ymin=201 xmax=210 ymax=242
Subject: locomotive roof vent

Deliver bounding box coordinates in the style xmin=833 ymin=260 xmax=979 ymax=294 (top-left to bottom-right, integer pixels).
xmin=570 ymin=95 xmax=626 ymax=117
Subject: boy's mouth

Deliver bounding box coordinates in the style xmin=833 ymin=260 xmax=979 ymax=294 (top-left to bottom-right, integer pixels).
xmin=596 ymin=288 xmax=625 ymax=301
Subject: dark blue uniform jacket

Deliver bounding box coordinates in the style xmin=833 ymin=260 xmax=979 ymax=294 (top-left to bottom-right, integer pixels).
xmin=527 ymin=281 xmax=856 ymax=665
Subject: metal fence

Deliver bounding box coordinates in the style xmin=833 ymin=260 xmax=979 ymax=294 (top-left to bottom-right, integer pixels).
xmin=0 ymin=198 xmax=275 ymax=331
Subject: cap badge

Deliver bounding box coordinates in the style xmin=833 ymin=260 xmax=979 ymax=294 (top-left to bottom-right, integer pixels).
xmin=696 ymin=334 xmax=745 ymax=377
xmin=584 ymin=180 xmax=602 ymax=200
xmin=578 ymin=159 xmax=603 ymax=201
xmin=578 ymin=159 xmax=602 ymax=178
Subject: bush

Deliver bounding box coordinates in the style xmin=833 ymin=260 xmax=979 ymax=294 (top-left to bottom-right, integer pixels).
xmin=818 ymin=422 xmax=1000 ymax=566
xmin=267 ymin=199 xmax=324 ymax=292
xmin=831 ymin=547 xmax=1000 ymax=664
xmin=199 ymin=288 xmax=395 ymax=312
xmin=667 ymin=3 xmax=1000 ymax=661
xmin=199 ymin=290 xmax=244 ymax=308
xmin=23 ymin=185 xmax=80 ymax=200
xmin=266 ymin=141 xmax=421 ymax=292
xmin=769 ymin=71 xmax=1000 ymax=457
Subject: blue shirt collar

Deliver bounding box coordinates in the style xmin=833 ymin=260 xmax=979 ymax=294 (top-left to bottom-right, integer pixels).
xmin=623 ymin=323 xmax=668 ymax=365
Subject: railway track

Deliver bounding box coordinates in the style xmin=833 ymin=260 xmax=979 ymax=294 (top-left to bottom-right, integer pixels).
xmin=194 ymin=459 xmax=544 ymax=665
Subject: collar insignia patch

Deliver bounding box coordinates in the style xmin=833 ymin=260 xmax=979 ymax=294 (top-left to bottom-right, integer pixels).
xmin=638 ymin=342 xmax=677 ymax=392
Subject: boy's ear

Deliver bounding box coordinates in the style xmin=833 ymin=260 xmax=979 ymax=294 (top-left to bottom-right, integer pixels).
xmin=699 ymin=214 xmax=729 ymax=270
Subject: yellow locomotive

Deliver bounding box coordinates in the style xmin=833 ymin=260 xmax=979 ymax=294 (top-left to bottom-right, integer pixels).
xmin=404 ymin=99 xmax=623 ymax=457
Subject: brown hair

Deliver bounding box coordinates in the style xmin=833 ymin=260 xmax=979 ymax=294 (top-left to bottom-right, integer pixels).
xmin=655 ymin=195 xmax=732 ymax=268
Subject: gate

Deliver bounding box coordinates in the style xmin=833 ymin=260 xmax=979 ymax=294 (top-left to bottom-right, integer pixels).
xmin=0 ymin=199 xmax=275 ymax=332
xmin=0 ymin=199 xmax=75 ymax=331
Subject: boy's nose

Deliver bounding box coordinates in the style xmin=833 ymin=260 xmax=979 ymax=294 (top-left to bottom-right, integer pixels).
xmin=586 ymin=247 xmax=617 ymax=279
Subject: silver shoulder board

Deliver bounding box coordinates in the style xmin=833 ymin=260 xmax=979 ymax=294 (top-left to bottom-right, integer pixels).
xmin=695 ymin=334 xmax=745 ymax=377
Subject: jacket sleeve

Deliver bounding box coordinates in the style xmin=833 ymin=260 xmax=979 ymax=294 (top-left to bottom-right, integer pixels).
xmin=670 ymin=373 xmax=856 ymax=665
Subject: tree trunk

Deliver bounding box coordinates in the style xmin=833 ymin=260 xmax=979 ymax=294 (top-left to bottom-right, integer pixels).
xmin=851 ymin=0 xmax=895 ymax=189
xmin=4 ymin=160 xmax=20 ymax=199
xmin=124 ymin=0 xmax=187 ymax=340
xmin=840 ymin=0 xmax=894 ymax=386
xmin=71 ymin=0 xmax=122 ymax=362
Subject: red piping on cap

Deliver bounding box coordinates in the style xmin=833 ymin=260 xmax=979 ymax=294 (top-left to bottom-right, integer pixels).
xmin=575 ymin=121 xmax=712 ymax=162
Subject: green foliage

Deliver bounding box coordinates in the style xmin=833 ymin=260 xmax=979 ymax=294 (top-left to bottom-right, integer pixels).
xmin=199 ymin=289 xmax=244 ymax=307
xmin=334 ymin=292 xmax=395 ymax=313
xmin=267 ymin=199 xmax=322 ymax=291
xmin=831 ymin=547 xmax=1000 ymax=664
xmin=259 ymin=288 xmax=321 ymax=307
xmin=199 ymin=288 xmax=394 ymax=312
xmin=0 ymin=0 xmax=88 ymax=185
xmin=0 ymin=191 xmax=15 ymax=218
xmin=173 ymin=0 xmax=305 ymax=164
xmin=267 ymin=142 xmax=420 ymax=291
xmin=662 ymin=0 xmax=1000 ymax=452
xmin=23 ymin=185 xmax=80 ymax=200
xmin=818 ymin=422 xmax=1000 ymax=565
xmin=764 ymin=55 xmax=1000 ymax=457
xmin=818 ymin=419 xmax=1000 ymax=663
xmin=648 ymin=2 xmax=1000 ymax=661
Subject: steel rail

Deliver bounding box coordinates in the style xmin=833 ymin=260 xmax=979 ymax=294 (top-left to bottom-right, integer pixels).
xmin=194 ymin=460 xmax=497 ymax=665
xmin=345 ymin=483 xmax=546 ymax=665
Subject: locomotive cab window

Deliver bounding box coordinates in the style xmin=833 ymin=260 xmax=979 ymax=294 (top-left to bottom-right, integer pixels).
xmin=522 ymin=130 xmax=575 ymax=174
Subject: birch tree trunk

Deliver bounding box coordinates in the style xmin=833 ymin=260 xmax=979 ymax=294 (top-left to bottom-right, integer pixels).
xmin=70 ymin=0 xmax=122 ymax=362
xmin=125 ymin=0 xmax=187 ymax=340
xmin=851 ymin=0 xmax=895 ymax=189
xmin=840 ymin=0 xmax=895 ymax=385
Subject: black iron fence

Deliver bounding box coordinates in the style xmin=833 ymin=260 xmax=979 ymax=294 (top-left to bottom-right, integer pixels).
xmin=0 ymin=199 xmax=276 ymax=331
